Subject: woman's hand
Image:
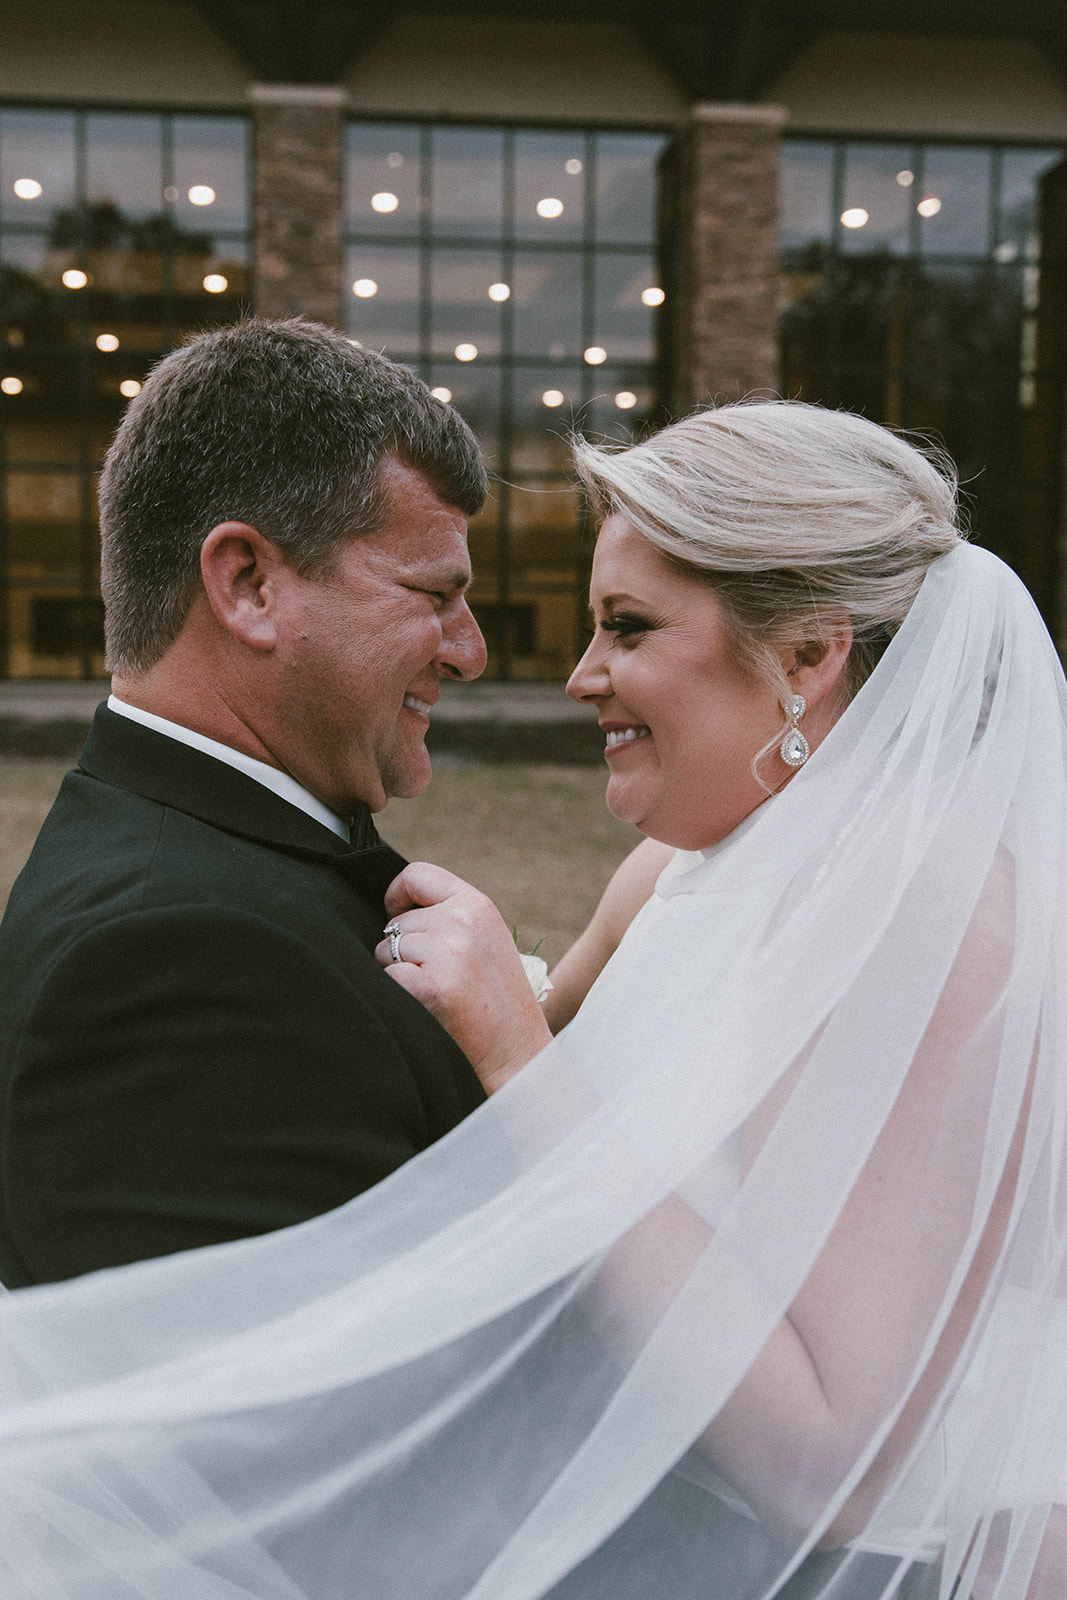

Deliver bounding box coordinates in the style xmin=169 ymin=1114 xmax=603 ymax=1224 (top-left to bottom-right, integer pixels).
xmin=375 ymin=863 xmax=553 ymax=1095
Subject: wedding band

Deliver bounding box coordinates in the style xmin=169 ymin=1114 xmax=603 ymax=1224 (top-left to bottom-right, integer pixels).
xmin=383 ymin=922 xmax=405 ymax=964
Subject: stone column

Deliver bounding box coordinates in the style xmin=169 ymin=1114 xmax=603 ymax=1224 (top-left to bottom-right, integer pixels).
xmin=249 ymin=84 xmax=347 ymax=327
xmin=660 ymin=104 xmax=786 ymax=410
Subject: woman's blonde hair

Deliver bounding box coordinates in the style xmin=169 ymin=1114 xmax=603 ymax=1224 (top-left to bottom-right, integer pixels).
xmin=574 ymin=401 xmax=963 ymax=718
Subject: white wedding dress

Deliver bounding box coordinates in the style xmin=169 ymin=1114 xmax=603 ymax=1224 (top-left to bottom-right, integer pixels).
xmin=1 ymin=541 xmax=1065 ymax=1600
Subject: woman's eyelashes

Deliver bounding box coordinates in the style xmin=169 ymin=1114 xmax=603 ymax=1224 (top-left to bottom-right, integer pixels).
xmin=600 ymin=611 xmax=656 ymax=643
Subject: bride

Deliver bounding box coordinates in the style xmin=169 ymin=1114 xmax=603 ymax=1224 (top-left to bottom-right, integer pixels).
xmin=1 ymin=402 xmax=1065 ymax=1600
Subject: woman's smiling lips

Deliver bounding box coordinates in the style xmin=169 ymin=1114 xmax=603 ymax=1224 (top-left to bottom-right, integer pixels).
xmin=604 ymin=724 xmax=651 ymax=755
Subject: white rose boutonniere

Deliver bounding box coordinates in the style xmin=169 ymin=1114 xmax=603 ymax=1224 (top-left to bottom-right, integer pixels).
xmin=514 ymin=932 xmax=554 ymax=1004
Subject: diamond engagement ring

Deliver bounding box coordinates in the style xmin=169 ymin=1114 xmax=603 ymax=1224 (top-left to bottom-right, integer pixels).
xmin=383 ymin=922 xmax=405 ymax=964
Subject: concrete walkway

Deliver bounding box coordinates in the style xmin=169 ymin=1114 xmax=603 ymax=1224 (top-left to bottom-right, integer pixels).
xmin=0 ymin=679 xmax=604 ymax=763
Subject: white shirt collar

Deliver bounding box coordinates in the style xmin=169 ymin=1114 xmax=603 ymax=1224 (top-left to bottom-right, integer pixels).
xmin=106 ymin=695 xmax=351 ymax=842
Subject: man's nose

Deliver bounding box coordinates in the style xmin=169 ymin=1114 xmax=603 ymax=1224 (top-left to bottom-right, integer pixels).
xmin=440 ymin=599 xmax=488 ymax=681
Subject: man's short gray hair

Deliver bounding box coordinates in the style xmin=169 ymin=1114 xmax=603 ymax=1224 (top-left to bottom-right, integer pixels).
xmin=99 ymin=317 xmax=488 ymax=672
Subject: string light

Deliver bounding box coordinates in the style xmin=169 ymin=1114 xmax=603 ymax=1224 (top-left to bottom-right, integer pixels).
xmin=541 ymin=389 xmax=564 ymax=407
xmin=614 ymin=391 xmax=637 ymax=410
xmin=641 ymin=287 xmax=665 ymax=307
xmin=430 ymin=386 xmax=453 ymax=403
xmin=455 ymin=344 xmax=478 ymax=362
xmin=13 ymin=178 xmax=41 ymax=199
xmin=352 ymin=279 xmax=378 ymax=297
xmin=1 ymin=377 xmax=23 ymax=395
xmin=841 ymin=208 xmax=869 ymax=229
xmin=536 ymin=198 xmax=563 ymax=219
xmin=95 ymin=334 xmax=119 ymax=352
xmin=188 ymin=186 xmax=216 ymax=206
xmin=203 ymin=274 xmax=228 ymax=294
xmin=371 ymin=192 xmax=399 ymax=213
xmin=62 ymin=269 xmax=88 ymax=289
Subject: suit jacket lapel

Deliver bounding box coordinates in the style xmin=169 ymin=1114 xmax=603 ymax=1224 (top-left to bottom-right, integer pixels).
xmin=77 ymin=706 xmax=407 ymax=899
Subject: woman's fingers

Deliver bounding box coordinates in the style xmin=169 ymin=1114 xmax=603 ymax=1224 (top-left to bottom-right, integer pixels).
xmin=384 ymin=862 xmax=473 ymax=918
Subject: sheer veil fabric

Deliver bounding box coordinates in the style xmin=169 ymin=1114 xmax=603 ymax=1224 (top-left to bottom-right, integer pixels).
xmin=1 ymin=541 xmax=1066 ymax=1599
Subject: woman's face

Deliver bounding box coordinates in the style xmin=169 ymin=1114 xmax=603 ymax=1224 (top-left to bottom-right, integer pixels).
xmin=567 ymin=515 xmax=792 ymax=850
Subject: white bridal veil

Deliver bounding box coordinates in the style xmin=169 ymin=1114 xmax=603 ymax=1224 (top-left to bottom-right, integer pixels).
xmin=1 ymin=541 xmax=1066 ymax=1600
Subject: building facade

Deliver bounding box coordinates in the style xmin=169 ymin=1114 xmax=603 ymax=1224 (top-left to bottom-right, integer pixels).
xmin=2 ymin=2 xmax=1066 ymax=678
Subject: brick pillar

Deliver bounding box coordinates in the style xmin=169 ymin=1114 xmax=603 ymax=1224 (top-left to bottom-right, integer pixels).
xmin=249 ymin=84 xmax=346 ymax=327
xmin=661 ymin=104 xmax=786 ymax=410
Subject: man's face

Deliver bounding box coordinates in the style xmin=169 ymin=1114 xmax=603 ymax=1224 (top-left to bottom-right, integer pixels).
xmin=269 ymin=457 xmax=486 ymax=815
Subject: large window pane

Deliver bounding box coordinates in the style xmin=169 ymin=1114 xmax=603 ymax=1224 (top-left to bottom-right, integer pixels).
xmin=592 ymin=254 xmax=656 ymax=362
xmin=430 ymin=249 xmax=505 ymax=359
xmin=514 ymin=130 xmax=586 ymax=244
xmin=344 ymin=244 xmax=420 ymax=355
xmin=345 ymin=122 xmax=421 ymax=238
xmin=430 ymin=128 xmax=503 ymax=240
xmin=172 ymin=116 xmax=249 ymax=235
xmin=511 ymin=367 xmax=582 ymax=472
xmin=999 ymin=148 xmax=1064 ymax=261
xmin=918 ymin=147 xmax=992 ymax=256
xmin=0 ymin=109 xmax=76 ymax=226
xmin=595 ymin=132 xmax=664 ymax=244
xmin=780 ymin=141 xmax=834 ymax=253
xmin=512 ymin=250 xmax=583 ymax=358
xmin=840 ymin=143 xmax=913 ymax=255
xmin=86 ymin=113 xmax=163 ymax=221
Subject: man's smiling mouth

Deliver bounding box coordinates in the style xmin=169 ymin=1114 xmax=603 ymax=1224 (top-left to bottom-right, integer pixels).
xmin=605 ymin=726 xmax=650 ymax=748
xmin=403 ymin=694 xmax=433 ymax=717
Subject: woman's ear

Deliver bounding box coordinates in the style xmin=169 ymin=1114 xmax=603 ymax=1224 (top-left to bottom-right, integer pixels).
xmin=783 ymin=620 xmax=854 ymax=710
xmin=199 ymin=522 xmax=287 ymax=652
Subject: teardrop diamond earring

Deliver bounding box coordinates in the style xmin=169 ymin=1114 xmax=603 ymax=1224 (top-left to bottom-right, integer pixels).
xmin=780 ymin=694 xmax=809 ymax=768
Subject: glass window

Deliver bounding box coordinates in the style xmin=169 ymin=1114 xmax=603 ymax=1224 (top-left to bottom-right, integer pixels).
xmin=430 ymin=248 xmax=505 ymax=360
xmin=0 ymin=106 xmax=252 ymax=677
xmin=171 ymin=116 xmax=249 ymax=235
xmin=344 ymin=244 xmax=420 ymax=356
xmin=595 ymin=132 xmax=664 ymax=244
xmin=514 ymin=130 xmax=586 ymax=244
xmin=511 ymin=250 xmax=583 ymax=359
xmin=918 ymin=147 xmax=992 ymax=256
xmin=86 ymin=113 xmax=163 ymax=221
xmin=780 ymin=141 xmax=834 ymax=253
xmin=430 ymin=128 xmax=504 ymax=240
xmin=345 ymin=122 xmax=421 ymax=238
xmin=342 ymin=116 xmax=666 ymax=680
xmin=780 ymin=134 xmax=1067 ymax=634
xmin=999 ymin=148 xmax=1065 ymax=260
xmin=0 ymin=109 xmax=76 ymax=226
xmin=840 ymin=143 xmax=913 ymax=255
xmin=592 ymin=254 xmax=657 ymax=362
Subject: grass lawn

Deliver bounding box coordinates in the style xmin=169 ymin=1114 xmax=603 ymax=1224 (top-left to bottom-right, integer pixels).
xmin=0 ymin=757 xmax=639 ymax=967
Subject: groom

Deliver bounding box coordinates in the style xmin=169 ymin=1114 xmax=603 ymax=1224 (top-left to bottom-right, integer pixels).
xmin=0 ymin=318 xmax=491 ymax=1288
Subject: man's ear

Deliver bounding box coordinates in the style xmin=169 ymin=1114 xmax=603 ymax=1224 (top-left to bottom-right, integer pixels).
xmin=783 ymin=620 xmax=854 ymax=709
xmin=199 ymin=522 xmax=288 ymax=652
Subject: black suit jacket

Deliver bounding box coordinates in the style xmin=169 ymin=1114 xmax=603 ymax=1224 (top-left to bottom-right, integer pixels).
xmin=0 ymin=706 xmax=485 ymax=1287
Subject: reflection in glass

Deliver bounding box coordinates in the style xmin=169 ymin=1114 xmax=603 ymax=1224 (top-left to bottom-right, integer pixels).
xmin=431 ymin=128 xmax=504 ymax=239
xmin=0 ymin=109 xmax=76 ymax=225
xmin=86 ymin=114 xmax=162 ymax=220
xmin=780 ymin=141 xmax=835 ymax=253
xmin=430 ymin=249 xmax=504 ymax=359
xmin=999 ymin=148 xmax=1064 ymax=259
xmin=592 ymin=255 xmax=656 ymax=361
xmin=514 ymin=131 xmax=586 ymax=243
xmin=172 ymin=116 xmax=249 ymax=234
xmin=510 ymin=367 xmax=581 ymax=472
xmin=584 ymin=371 xmax=653 ymax=441
xmin=511 ymin=251 xmax=583 ymax=358
xmin=344 ymin=245 xmax=420 ymax=354
xmin=841 ymin=144 xmax=913 ymax=255
xmin=429 ymin=362 xmax=501 ymax=463
xmin=345 ymin=122 xmax=421 ymax=236
xmin=919 ymin=147 xmax=992 ymax=256
xmin=595 ymin=132 xmax=665 ymax=244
